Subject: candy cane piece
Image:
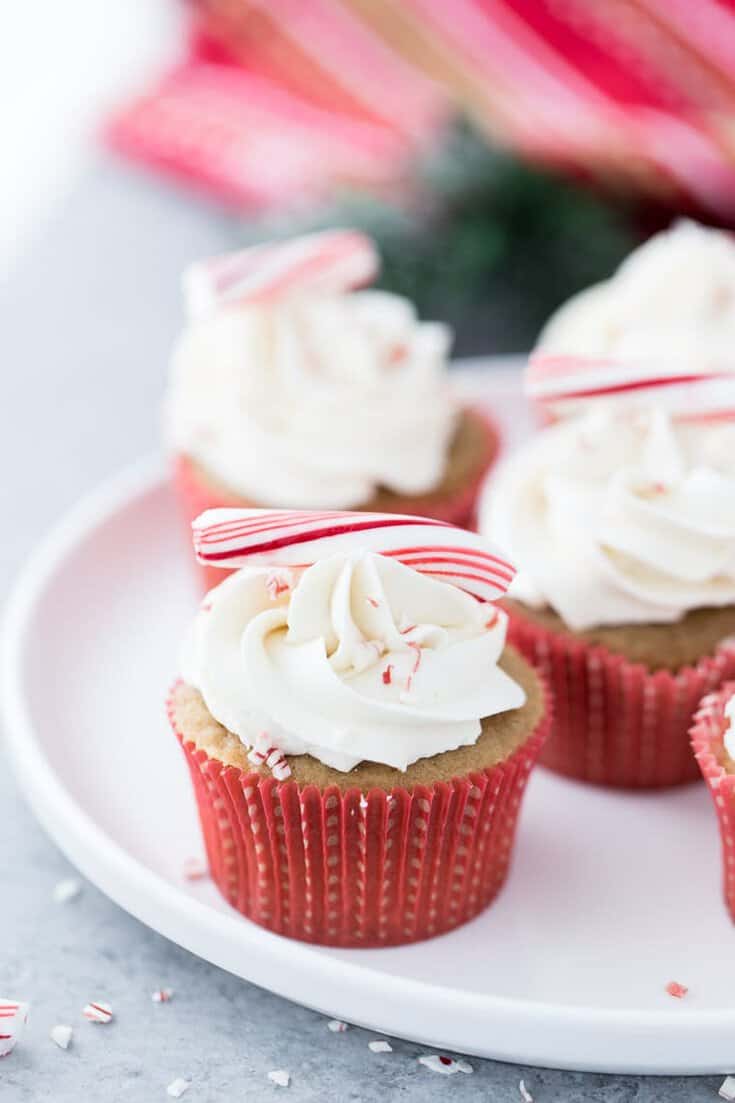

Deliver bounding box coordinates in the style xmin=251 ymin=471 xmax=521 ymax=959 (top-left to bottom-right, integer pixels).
xmin=247 ymin=733 xmax=291 ymax=780
xmin=526 ymin=353 xmax=735 ymax=420
xmin=83 ymin=1001 xmax=113 ymax=1024
xmin=0 ymin=1001 xmax=29 ymax=1058
xmin=184 ymin=230 xmax=379 ymax=319
xmin=192 ymin=509 xmax=515 ymax=604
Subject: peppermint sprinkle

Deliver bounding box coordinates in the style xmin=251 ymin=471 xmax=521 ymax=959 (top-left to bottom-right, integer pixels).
xmin=152 ymin=989 xmax=174 ymax=1004
xmin=405 ymin=641 xmax=422 ymax=692
xmin=248 ymin=734 xmax=291 ymax=780
xmin=200 ymin=600 xmax=213 ymax=613
xmin=519 ymin=1078 xmax=534 ymax=1102
xmin=0 ymin=1001 xmax=29 ymax=1058
xmin=485 ymin=609 xmax=499 ymax=630
xmin=266 ymin=571 xmax=292 ymax=601
xmin=182 ymin=857 xmax=208 ymax=881
xmin=418 ymin=1054 xmax=473 ymax=1075
xmin=50 ymin=1024 xmax=73 ymax=1050
xmin=327 ymin=1019 xmax=348 ymax=1033
xmin=366 ymin=596 xmax=380 ymax=608
xmin=665 ymin=981 xmax=688 ymax=999
xmin=83 ymin=1001 xmax=113 ymax=1024
xmin=167 ymin=1078 xmax=191 ymax=1098
xmin=720 ymin=1076 xmax=735 ymax=1100
xmin=53 ymin=878 xmax=81 ymax=904
xmin=267 ymin=1069 xmax=290 ymax=1087
xmin=382 ymin=664 xmax=393 ymax=686
xmin=368 ymin=1040 xmax=392 ymax=1053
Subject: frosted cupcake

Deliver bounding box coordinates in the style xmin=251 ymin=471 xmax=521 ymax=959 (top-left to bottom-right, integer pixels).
xmin=166 ymin=230 xmax=498 ymax=590
xmin=536 ymin=219 xmax=735 ymax=381
xmin=691 ymin=683 xmax=735 ymax=920
xmin=482 ymin=377 xmax=735 ymax=788
xmin=169 ymin=508 xmax=549 ymax=946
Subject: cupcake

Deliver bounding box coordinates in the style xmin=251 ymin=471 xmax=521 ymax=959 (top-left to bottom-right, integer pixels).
xmin=691 ymin=682 xmax=735 ymax=920
xmin=165 ymin=230 xmax=498 ymax=591
xmin=169 ymin=508 xmax=549 ymax=946
xmin=481 ymin=379 xmax=735 ymax=789
xmin=535 ymin=219 xmax=735 ymax=381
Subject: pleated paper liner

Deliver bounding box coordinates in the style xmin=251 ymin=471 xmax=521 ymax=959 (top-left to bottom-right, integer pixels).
xmin=691 ymin=680 xmax=735 ymax=922
xmin=172 ymin=407 xmax=500 ymax=593
xmin=507 ymin=609 xmax=735 ymax=789
xmin=168 ymin=679 xmax=551 ymax=948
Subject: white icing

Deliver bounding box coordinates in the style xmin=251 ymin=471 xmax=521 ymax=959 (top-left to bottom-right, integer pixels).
xmin=167 ymin=290 xmax=457 ymax=508
xmin=537 ymin=220 xmax=735 ymax=374
xmin=483 ymin=406 xmax=735 ymax=630
xmin=182 ymin=551 xmax=525 ymax=772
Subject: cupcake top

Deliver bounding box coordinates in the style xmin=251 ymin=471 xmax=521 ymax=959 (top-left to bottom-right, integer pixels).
xmin=485 ymin=403 xmax=735 ymax=631
xmin=166 ymin=230 xmax=457 ymax=509
xmin=181 ymin=508 xmax=524 ymax=772
xmin=536 ymin=220 xmax=735 ymax=375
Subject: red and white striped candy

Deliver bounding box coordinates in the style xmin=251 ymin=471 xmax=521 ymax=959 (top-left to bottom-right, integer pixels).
xmin=526 ymin=353 xmax=735 ymax=420
xmin=192 ymin=509 xmax=515 ymax=604
xmin=0 ymin=1001 xmax=29 ymax=1058
xmin=247 ymin=733 xmax=291 ymax=781
xmin=83 ymin=1001 xmax=113 ymax=1024
xmin=184 ymin=230 xmax=379 ymax=319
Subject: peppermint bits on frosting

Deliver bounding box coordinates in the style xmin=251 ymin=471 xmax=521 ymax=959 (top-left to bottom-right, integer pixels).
xmin=183 ymin=230 xmax=379 ymax=320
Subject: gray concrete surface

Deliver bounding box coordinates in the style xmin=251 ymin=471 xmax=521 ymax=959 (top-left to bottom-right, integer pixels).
xmin=0 ymin=160 xmax=726 ymax=1101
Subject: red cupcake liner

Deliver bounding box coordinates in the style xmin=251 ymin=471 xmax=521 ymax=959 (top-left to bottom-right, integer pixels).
xmin=168 ymin=678 xmax=550 ymax=947
xmin=172 ymin=406 xmax=500 ymax=593
xmin=690 ymin=681 xmax=735 ymax=922
xmin=507 ymin=608 xmax=735 ymax=788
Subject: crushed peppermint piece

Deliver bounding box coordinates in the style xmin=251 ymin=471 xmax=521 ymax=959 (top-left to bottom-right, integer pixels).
xmin=366 ymin=596 xmax=380 ymax=608
xmin=248 ymin=734 xmax=291 ymax=780
xmin=83 ymin=1001 xmax=113 ymax=1024
xmin=327 ymin=1019 xmax=348 ymax=1033
xmin=382 ymin=664 xmax=393 ymax=685
xmin=368 ymin=1040 xmax=392 ymax=1053
xmin=418 ymin=1054 xmax=473 ymax=1075
xmin=665 ymin=981 xmax=688 ymax=999
xmin=167 ymin=1078 xmax=191 ymax=1098
xmin=266 ymin=570 xmax=293 ymax=601
xmin=152 ymin=989 xmax=174 ymax=1004
xmin=182 ymin=857 xmax=208 ymax=881
xmin=200 ymin=600 xmax=213 ymax=613
xmin=267 ymin=1069 xmax=290 ymax=1087
xmin=485 ymin=609 xmax=499 ymax=630
xmin=719 ymin=1076 xmax=735 ymax=1100
xmin=53 ymin=878 xmax=81 ymax=904
xmin=405 ymin=641 xmax=422 ymax=692
xmin=519 ymin=1078 xmax=533 ymax=1102
xmin=0 ymin=1001 xmax=29 ymax=1058
xmin=50 ymin=1024 xmax=73 ymax=1050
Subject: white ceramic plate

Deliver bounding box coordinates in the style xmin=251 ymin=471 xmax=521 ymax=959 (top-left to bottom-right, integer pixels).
xmin=4 ymin=367 xmax=735 ymax=1075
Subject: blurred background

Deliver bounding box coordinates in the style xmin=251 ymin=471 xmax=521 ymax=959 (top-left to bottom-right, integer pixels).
xmin=9 ymin=0 xmax=735 ymax=359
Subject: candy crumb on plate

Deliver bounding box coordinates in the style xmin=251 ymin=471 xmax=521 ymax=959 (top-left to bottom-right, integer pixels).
xmin=519 ymin=1078 xmax=534 ymax=1102
xmin=267 ymin=1069 xmax=290 ymax=1087
xmin=83 ymin=1001 xmax=113 ymax=1024
xmin=50 ymin=1024 xmax=73 ymax=1050
xmin=152 ymin=989 xmax=174 ymax=1003
xmin=368 ymin=1040 xmax=392 ymax=1053
xmin=182 ymin=857 xmax=208 ymax=881
xmin=0 ymin=1001 xmax=29 ymax=1058
xmin=327 ymin=1019 xmax=348 ymax=1032
xmin=418 ymin=1054 xmax=473 ymax=1075
xmin=166 ymin=1078 xmax=191 ymax=1098
xmin=52 ymin=878 xmax=81 ymax=904
xmin=665 ymin=981 xmax=688 ymax=999
xmin=720 ymin=1076 xmax=735 ymax=1101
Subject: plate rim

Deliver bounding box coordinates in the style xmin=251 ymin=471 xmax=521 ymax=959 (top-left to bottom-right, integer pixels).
xmin=3 ymin=452 xmax=734 ymax=1075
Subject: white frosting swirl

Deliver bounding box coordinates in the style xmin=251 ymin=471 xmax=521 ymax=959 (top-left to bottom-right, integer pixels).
xmin=167 ymin=290 xmax=457 ymax=509
xmin=484 ymin=407 xmax=735 ymax=630
xmin=182 ymin=551 xmax=525 ymax=772
xmin=537 ymin=220 xmax=735 ymax=373
xmin=725 ymin=694 xmax=735 ymax=760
